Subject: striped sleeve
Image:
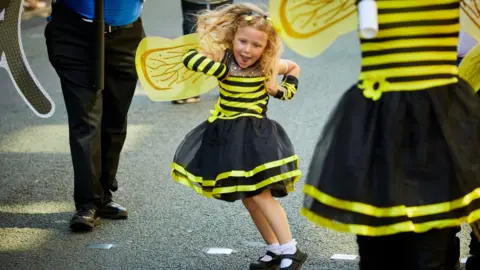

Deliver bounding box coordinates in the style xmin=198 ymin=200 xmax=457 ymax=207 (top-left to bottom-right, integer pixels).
xmin=182 ymin=49 xmax=229 ymax=81
xmin=274 ymin=75 xmax=299 ymax=100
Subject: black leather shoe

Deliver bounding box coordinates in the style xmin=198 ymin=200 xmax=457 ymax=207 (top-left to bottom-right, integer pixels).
xmin=279 ymin=249 xmax=308 ymax=270
xmin=69 ymin=208 xmax=100 ymax=231
xmin=97 ymin=202 xmax=128 ymax=219
xmin=249 ymin=251 xmax=281 ymax=270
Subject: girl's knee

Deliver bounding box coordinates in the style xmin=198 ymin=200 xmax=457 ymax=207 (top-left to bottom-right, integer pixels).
xmin=243 ymin=190 xmax=273 ymax=209
xmin=251 ymin=189 xmax=272 ymax=203
xmin=242 ymin=197 xmax=257 ymax=210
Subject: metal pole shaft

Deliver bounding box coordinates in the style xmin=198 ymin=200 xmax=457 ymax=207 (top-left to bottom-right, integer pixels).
xmin=94 ymin=0 xmax=104 ymax=91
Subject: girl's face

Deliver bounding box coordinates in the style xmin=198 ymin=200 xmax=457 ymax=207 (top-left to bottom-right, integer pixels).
xmin=232 ymin=26 xmax=268 ymax=68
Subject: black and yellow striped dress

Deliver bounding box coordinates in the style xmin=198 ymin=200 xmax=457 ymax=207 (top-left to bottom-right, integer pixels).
xmin=171 ymin=49 xmax=301 ymax=202
xmin=302 ymin=0 xmax=480 ymax=237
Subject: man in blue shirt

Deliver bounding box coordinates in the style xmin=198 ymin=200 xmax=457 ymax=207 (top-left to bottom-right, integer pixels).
xmin=45 ymin=0 xmax=145 ymax=231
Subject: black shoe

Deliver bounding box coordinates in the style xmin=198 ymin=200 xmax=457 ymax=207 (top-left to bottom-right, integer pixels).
xmin=69 ymin=208 xmax=100 ymax=231
xmin=97 ymin=202 xmax=128 ymax=219
xmin=466 ymin=256 xmax=480 ymax=270
xmin=279 ymin=249 xmax=308 ymax=270
xmin=249 ymin=251 xmax=282 ymax=270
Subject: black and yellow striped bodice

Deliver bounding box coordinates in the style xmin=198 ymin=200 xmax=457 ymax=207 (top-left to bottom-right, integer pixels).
xmin=358 ymin=0 xmax=460 ymax=100
xmin=183 ymin=49 xmax=269 ymax=121
xmin=212 ymin=51 xmax=270 ymax=122
xmin=182 ymin=49 xmax=298 ymax=121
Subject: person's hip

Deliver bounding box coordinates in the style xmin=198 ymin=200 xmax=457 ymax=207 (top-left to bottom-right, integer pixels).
xmin=48 ymin=2 xmax=140 ymax=34
xmin=181 ymin=0 xmax=233 ymax=11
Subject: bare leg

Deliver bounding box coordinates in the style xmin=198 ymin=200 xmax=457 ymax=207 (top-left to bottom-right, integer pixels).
xmin=250 ymin=189 xmax=292 ymax=244
xmin=245 ymin=190 xmax=306 ymax=268
xmin=243 ymin=197 xmax=279 ymax=245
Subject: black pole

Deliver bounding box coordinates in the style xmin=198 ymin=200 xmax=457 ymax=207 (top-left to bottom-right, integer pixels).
xmin=94 ymin=0 xmax=104 ymax=91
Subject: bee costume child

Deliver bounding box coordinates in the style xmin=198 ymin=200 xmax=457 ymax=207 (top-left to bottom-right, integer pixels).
xmin=165 ymin=3 xmax=307 ymax=270
xmin=171 ymin=18 xmax=301 ymax=203
xmin=171 ymin=48 xmax=301 ymax=201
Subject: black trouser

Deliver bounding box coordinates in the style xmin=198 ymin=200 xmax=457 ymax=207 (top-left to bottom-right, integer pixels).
xmin=181 ymin=0 xmax=233 ymax=35
xmin=45 ymin=3 xmax=145 ymax=210
xmin=357 ymin=228 xmax=459 ymax=270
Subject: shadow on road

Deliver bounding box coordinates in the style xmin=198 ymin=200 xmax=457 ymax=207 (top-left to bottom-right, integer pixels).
xmin=0 ymin=211 xmax=71 ymax=231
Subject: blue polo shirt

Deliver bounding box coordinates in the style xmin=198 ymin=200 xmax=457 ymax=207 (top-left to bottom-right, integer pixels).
xmin=57 ymin=0 xmax=144 ymax=26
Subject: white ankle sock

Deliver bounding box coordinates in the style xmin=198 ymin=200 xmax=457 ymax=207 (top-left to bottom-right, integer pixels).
xmin=279 ymin=239 xmax=297 ymax=268
xmin=260 ymin=243 xmax=280 ymax=262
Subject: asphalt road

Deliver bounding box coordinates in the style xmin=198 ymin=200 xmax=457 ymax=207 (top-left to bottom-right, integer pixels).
xmin=0 ymin=1 xmax=472 ymax=269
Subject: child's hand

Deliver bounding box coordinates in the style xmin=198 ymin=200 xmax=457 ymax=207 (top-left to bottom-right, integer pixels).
xmin=265 ymin=79 xmax=281 ymax=96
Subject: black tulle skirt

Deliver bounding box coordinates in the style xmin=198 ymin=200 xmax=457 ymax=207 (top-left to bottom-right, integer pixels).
xmin=302 ymin=78 xmax=480 ymax=236
xmin=171 ymin=116 xmax=301 ymax=202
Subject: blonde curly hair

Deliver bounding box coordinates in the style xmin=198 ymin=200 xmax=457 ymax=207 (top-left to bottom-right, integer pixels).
xmin=195 ymin=3 xmax=283 ymax=86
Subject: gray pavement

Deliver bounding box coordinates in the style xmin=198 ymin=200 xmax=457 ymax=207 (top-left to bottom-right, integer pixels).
xmin=0 ymin=1 xmax=472 ymax=269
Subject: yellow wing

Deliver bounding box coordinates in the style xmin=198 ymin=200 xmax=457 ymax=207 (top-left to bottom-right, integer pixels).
xmin=269 ymin=0 xmax=357 ymax=58
xmin=135 ymin=34 xmax=218 ymax=101
xmin=460 ymin=1 xmax=480 ymax=92
xmin=461 ymin=0 xmax=480 ymax=41
xmin=459 ymin=43 xmax=480 ymax=92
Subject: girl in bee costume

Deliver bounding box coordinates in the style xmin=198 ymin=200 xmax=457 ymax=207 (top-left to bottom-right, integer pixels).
xmin=169 ymin=3 xmax=307 ymax=269
xmin=270 ymin=0 xmax=480 ymax=269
